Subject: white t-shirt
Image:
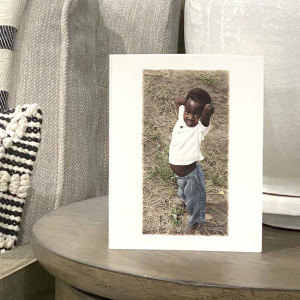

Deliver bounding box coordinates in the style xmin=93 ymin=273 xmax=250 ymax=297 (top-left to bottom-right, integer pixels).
xmin=169 ymin=105 xmax=210 ymax=165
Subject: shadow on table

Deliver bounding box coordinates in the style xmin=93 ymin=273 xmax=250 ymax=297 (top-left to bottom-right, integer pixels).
xmin=262 ymin=224 xmax=300 ymax=252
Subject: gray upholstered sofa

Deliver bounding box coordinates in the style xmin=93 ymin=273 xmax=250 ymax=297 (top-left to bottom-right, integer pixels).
xmin=8 ymin=0 xmax=181 ymax=246
xmin=1 ymin=0 xmax=181 ymax=297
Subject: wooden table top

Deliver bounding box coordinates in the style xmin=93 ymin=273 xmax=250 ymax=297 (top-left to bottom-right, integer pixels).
xmin=31 ymin=196 xmax=300 ymax=299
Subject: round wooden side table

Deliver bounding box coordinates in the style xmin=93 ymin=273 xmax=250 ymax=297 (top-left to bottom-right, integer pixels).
xmin=31 ymin=196 xmax=300 ymax=299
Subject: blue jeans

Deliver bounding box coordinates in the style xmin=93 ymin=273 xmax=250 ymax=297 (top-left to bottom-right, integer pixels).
xmin=176 ymin=163 xmax=206 ymax=226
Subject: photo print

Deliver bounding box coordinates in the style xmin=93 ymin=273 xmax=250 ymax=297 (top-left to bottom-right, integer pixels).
xmin=143 ymin=70 xmax=229 ymax=236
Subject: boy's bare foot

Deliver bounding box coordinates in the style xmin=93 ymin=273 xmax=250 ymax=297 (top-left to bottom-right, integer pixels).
xmin=205 ymin=213 xmax=213 ymax=220
xmin=170 ymin=197 xmax=185 ymax=207
xmin=183 ymin=223 xmax=201 ymax=235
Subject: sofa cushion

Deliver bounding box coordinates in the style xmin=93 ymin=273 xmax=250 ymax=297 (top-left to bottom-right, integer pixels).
xmin=6 ymin=0 xmax=180 ymax=245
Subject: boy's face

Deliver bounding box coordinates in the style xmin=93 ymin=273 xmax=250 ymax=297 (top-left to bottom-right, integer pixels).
xmin=184 ymin=98 xmax=204 ymax=127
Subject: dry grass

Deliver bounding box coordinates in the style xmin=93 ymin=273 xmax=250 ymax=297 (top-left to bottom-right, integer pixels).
xmin=143 ymin=70 xmax=229 ymax=235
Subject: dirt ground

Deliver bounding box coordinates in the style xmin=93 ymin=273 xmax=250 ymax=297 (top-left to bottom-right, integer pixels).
xmin=143 ymin=70 xmax=229 ymax=235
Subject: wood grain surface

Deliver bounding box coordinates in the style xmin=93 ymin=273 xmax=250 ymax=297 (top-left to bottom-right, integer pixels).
xmin=31 ymin=196 xmax=300 ymax=299
xmin=55 ymin=278 xmax=106 ymax=300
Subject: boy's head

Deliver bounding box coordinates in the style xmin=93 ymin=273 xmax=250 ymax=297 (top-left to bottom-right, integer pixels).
xmin=184 ymin=88 xmax=211 ymax=127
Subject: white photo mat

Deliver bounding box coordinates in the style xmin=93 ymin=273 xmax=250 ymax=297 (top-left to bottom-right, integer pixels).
xmin=109 ymin=54 xmax=263 ymax=252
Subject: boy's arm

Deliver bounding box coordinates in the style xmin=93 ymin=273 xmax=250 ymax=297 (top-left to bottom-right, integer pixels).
xmin=174 ymin=96 xmax=186 ymax=108
xmin=200 ymin=104 xmax=215 ymax=127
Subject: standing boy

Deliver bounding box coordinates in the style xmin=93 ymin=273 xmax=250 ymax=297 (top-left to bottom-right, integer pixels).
xmin=169 ymin=88 xmax=214 ymax=234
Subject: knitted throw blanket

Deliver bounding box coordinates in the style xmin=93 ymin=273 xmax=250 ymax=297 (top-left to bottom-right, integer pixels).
xmin=0 ymin=1 xmax=43 ymax=253
xmin=0 ymin=0 xmax=27 ymax=111
xmin=0 ymin=104 xmax=42 ymax=253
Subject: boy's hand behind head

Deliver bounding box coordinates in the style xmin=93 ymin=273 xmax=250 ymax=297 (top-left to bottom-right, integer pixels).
xmin=200 ymin=104 xmax=215 ymax=127
xmin=174 ymin=95 xmax=186 ymax=108
xmin=202 ymin=103 xmax=215 ymax=117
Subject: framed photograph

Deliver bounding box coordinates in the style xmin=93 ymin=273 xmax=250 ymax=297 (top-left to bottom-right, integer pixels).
xmin=109 ymin=54 xmax=263 ymax=252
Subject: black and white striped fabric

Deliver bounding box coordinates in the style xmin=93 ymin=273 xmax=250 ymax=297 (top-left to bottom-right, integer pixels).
xmin=0 ymin=104 xmax=42 ymax=253
xmin=0 ymin=0 xmax=27 ymax=111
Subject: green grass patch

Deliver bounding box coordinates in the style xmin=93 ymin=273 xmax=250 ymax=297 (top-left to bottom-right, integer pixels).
xmin=170 ymin=206 xmax=184 ymax=227
xmin=194 ymin=74 xmax=219 ymax=86
xmin=147 ymin=150 xmax=176 ymax=185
